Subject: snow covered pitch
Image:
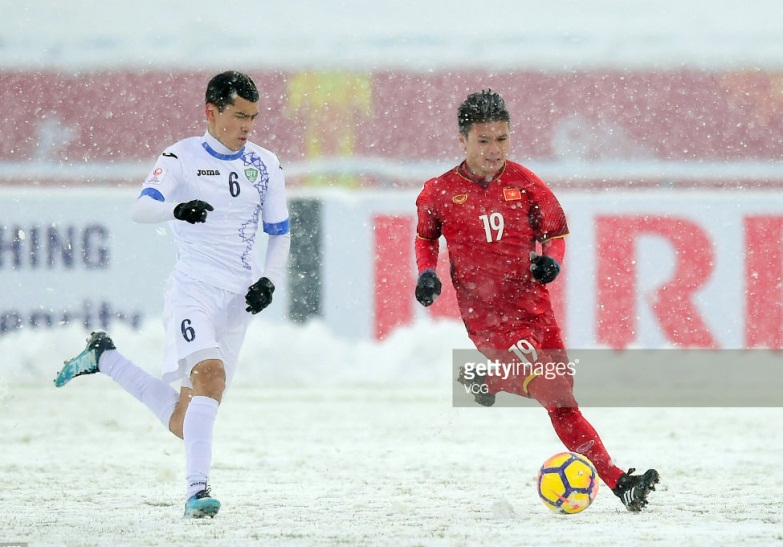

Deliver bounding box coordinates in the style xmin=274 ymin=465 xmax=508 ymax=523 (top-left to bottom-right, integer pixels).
xmin=1 ymin=323 xmax=781 ymax=546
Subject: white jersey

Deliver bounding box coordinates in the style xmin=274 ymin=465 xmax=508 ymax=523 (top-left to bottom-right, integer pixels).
xmin=138 ymin=131 xmax=290 ymax=294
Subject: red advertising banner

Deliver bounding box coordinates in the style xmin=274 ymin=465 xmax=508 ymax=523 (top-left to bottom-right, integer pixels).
xmin=369 ymin=196 xmax=783 ymax=348
xmin=2 ymin=69 xmax=782 ymax=187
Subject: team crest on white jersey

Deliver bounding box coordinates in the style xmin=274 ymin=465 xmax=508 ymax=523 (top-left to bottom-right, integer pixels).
xmin=244 ymin=167 xmax=259 ymax=183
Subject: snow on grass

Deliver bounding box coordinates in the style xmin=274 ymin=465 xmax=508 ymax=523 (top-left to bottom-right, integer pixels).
xmin=1 ymin=323 xmax=781 ymax=545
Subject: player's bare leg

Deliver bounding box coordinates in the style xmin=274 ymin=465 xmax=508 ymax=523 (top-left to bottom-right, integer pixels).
xmin=168 ymin=387 xmax=191 ymax=439
xmin=181 ymin=358 xmax=224 ymax=518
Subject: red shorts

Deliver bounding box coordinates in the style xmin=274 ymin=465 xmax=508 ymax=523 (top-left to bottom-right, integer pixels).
xmin=468 ymin=312 xmax=575 ymax=399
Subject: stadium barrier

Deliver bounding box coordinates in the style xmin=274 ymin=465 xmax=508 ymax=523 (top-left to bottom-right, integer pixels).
xmin=1 ymin=186 xmax=781 ymax=349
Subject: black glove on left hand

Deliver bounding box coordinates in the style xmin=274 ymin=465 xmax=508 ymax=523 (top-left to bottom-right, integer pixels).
xmin=245 ymin=277 xmax=275 ymax=314
xmin=415 ymin=269 xmax=442 ymax=307
xmin=530 ymin=252 xmax=561 ymax=284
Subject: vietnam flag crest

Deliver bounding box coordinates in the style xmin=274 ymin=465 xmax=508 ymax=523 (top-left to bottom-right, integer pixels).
xmin=503 ymin=187 xmax=522 ymax=201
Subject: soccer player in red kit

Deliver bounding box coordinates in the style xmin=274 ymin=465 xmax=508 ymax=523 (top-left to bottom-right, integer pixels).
xmin=414 ymin=90 xmax=659 ymax=512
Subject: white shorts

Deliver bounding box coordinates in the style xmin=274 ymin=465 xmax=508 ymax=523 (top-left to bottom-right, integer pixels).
xmin=161 ymin=271 xmax=250 ymax=389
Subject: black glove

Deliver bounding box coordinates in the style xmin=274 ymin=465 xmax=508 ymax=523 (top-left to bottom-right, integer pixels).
xmin=173 ymin=200 xmax=214 ymax=224
xmin=530 ymin=252 xmax=560 ymax=284
xmin=245 ymin=277 xmax=275 ymax=314
xmin=415 ymin=269 xmax=442 ymax=307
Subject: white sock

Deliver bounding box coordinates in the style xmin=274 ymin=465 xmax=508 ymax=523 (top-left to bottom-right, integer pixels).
xmin=98 ymin=350 xmax=179 ymax=428
xmin=183 ymin=395 xmax=219 ymax=498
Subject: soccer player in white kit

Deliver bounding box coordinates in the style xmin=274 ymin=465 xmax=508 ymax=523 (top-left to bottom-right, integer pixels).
xmin=54 ymin=71 xmax=291 ymax=519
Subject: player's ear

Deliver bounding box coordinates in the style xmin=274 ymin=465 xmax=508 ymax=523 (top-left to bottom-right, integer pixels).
xmin=459 ymin=133 xmax=467 ymax=150
xmin=205 ymin=103 xmax=217 ymax=122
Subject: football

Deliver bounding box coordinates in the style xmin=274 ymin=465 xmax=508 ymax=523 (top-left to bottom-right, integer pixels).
xmin=537 ymin=452 xmax=599 ymax=514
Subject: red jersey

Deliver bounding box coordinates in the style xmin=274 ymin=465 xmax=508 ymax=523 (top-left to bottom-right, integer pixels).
xmin=415 ymin=160 xmax=568 ymax=337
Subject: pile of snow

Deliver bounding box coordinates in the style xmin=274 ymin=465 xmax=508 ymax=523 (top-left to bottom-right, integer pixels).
xmin=0 ymin=318 xmax=472 ymax=387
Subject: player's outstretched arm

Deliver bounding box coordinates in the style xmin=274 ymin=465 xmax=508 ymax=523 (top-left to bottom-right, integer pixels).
xmin=131 ymin=193 xmax=176 ymax=224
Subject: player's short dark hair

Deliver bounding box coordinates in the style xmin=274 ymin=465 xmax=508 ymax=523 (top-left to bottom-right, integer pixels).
xmin=205 ymin=71 xmax=259 ymax=111
xmin=457 ymin=89 xmax=510 ymax=136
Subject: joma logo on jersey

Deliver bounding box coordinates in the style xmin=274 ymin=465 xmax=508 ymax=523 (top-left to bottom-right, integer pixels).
xmin=197 ymin=169 xmax=221 ymax=176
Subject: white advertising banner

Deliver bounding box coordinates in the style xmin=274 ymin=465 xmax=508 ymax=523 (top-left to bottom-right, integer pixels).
xmin=0 ymin=188 xmax=174 ymax=335
xmin=2 ymin=187 xmax=781 ymax=349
